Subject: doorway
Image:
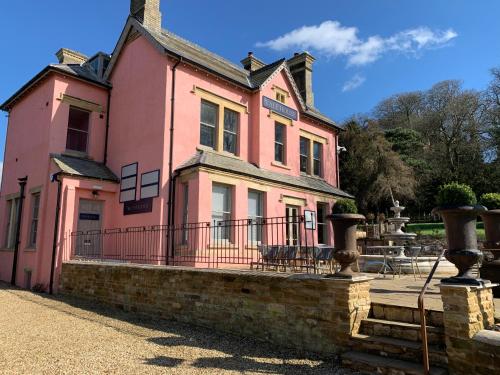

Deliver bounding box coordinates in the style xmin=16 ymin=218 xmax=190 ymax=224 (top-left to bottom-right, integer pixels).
xmin=75 ymin=199 xmax=103 ymax=257
xmin=285 ymin=205 xmax=300 ymax=245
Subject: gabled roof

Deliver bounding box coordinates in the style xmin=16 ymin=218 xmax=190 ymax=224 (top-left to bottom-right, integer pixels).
xmin=105 ymin=17 xmax=341 ymax=130
xmin=52 ymin=154 xmax=119 ymax=182
xmin=0 ymin=64 xmax=110 ymax=111
xmin=177 ymin=150 xmax=353 ymax=199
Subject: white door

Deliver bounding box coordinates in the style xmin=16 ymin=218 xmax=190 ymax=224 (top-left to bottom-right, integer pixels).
xmin=76 ymin=199 xmax=103 ymax=257
xmin=286 ymin=205 xmax=300 ymax=246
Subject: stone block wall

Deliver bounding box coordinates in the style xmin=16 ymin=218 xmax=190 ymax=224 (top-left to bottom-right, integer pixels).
xmin=440 ymin=283 xmax=499 ymax=374
xmin=60 ymin=261 xmax=372 ymax=354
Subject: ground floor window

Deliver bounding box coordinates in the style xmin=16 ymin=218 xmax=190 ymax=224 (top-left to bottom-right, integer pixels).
xmin=211 ymin=184 xmax=232 ymax=241
xmin=181 ymin=184 xmax=189 ymax=244
xmin=317 ymin=203 xmax=328 ymax=244
xmin=248 ymin=190 xmax=264 ymax=243
xmin=28 ymin=193 xmax=40 ymax=248
xmin=4 ymin=198 xmax=19 ymax=249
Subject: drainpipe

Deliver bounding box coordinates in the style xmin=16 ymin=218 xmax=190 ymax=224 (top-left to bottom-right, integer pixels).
xmin=335 ymin=134 xmax=340 ymax=188
xmin=103 ymin=89 xmax=112 ymax=165
xmin=166 ymin=57 xmax=182 ymax=264
xmin=49 ymin=172 xmax=62 ymax=294
xmin=10 ymin=176 xmax=28 ymax=286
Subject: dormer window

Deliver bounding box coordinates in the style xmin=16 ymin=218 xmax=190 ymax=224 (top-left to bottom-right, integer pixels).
xmin=276 ymin=92 xmax=286 ymax=103
xmin=66 ymin=106 xmax=90 ymax=153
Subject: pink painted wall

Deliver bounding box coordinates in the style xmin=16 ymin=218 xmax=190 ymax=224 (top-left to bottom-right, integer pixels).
xmin=107 ymin=35 xmax=168 ymax=228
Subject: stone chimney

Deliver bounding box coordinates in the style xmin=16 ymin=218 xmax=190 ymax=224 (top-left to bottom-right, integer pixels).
xmin=130 ymin=0 xmax=162 ymax=34
xmin=55 ymin=48 xmax=88 ymax=65
xmin=241 ymin=52 xmax=266 ymax=71
xmin=286 ymin=52 xmax=315 ymax=107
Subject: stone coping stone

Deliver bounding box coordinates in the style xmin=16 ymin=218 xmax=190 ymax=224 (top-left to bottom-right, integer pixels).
xmin=473 ymin=329 xmax=500 ymax=346
xmin=439 ymin=282 xmax=499 ymax=291
xmin=63 ymin=260 xmax=374 ymax=283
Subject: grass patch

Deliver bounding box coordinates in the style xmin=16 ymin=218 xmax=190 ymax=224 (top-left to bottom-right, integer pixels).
xmin=406 ymin=222 xmax=485 ymax=239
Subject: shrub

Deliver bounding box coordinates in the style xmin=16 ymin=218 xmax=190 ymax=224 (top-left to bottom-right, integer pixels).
xmin=436 ymin=182 xmax=477 ymax=207
xmin=332 ymin=199 xmax=358 ymax=214
xmin=480 ymin=193 xmax=500 ymax=210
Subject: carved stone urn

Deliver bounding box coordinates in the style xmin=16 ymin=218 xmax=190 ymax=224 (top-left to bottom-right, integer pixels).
xmin=432 ymin=205 xmax=487 ymax=285
xmin=479 ymin=209 xmax=500 ymax=296
xmin=328 ymin=213 xmax=366 ymax=278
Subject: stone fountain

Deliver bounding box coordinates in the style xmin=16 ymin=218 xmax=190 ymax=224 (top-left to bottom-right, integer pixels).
xmin=381 ymin=201 xmax=417 ymax=245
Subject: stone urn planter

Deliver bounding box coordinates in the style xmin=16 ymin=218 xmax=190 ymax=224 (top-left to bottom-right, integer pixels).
xmin=328 ymin=213 xmax=366 ymax=278
xmin=432 ymin=205 xmax=487 ymax=285
xmin=479 ymin=209 xmax=500 ymax=297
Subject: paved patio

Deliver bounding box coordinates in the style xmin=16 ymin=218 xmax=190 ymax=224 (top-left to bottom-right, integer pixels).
xmin=369 ymin=275 xmax=500 ymax=320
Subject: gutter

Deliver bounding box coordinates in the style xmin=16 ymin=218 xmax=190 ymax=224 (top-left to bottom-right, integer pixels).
xmin=49 ymin=173 xmax=63 ymax=294
xmin=10 ymin=176 xmax=28 ymax=286
xmin=166 ymin=57 xmax=182 ymax=264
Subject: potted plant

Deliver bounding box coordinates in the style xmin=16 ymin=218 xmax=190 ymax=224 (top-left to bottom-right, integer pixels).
xmin=432 ymin=182 xmax=487 ymax=285
xmin=479 ymin=193 xmax=500 ymax=296
xmin=328 ymin=199 xmax=365 ymax=278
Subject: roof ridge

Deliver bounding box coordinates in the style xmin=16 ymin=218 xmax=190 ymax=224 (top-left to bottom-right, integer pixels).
xmin=161 ymin=29 xmax=249 ymax=76
xmin=250 ymin=58 xmax=286 ymax=75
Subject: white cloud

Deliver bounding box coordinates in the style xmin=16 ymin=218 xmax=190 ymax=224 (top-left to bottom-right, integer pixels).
xmin=256 ymin=21 xmax=457 ymax=66
xmin=342 ymin=74 xmax=366 ymax=92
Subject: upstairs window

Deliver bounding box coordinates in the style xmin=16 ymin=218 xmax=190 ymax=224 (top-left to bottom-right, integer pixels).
xmin=200 ymin=100 xmax=218 ymax=149
xmin=223 ymin=108 xmax=238 ymax=154
xmin=276 ymin=92 xmax=286 ymax=103
xmin=274 ymin=123 xmax=285 ymax=164
xmin=313 ymin=141 xmax=323 ymax=177
xmin=300 ymin=137 xmax=310 ymax=173
xmin=28 ymin=193 xmax=40 ymax=248
xmin=66 ymin=106 xmax=90 ymax=153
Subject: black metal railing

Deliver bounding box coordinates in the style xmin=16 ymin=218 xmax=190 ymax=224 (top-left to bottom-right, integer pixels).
xmin=63 ymin=215 xmax=332 ymax=272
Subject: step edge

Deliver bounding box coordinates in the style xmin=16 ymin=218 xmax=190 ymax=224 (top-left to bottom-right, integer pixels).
xmin=351 ymin=333 xmax=446 ymax=353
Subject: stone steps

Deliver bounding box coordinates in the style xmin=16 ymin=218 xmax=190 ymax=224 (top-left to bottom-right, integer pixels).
xmin=360 ymin=317 xmax=445 ymax=344
xmin=350 ymin=333 xmax=448 ymax=367
xmin=341 ymin=350 xmax=448 ymax=375
xmin=371 ymin=302 xmax=444 ymax=327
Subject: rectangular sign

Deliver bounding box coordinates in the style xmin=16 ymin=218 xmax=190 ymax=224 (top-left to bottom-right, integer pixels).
xmin=79 ymin=213 xmax=100 ymax=221
xmin=262 ymin=96 xmax=298 ymax=121
xmin=124 ymin=197 xmax=153 ymax=215
xmin=304 ymin=210 xmax=316 ymax=230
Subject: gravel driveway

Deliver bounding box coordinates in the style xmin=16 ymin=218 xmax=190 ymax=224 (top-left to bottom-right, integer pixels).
xmin=0 ymin=283 xmax=354 ymax=374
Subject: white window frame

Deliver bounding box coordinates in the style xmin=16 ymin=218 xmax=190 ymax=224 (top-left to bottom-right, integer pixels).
xmin=28 ymin=193 xmax=41 ymax=248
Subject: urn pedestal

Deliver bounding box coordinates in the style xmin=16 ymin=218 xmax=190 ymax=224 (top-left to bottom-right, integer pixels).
xmin=433 ymin=205 xmax=488 ymax=285
xmin=479 ymin=209 xmax=500 ymax=297
xmin=328 ymin=213 xmax=365 ymax=278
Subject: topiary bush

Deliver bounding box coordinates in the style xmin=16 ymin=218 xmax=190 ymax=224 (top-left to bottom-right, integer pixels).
xmin=480 ymin=193 xmax=500 ymax=210
xmin=436 ymin=182 xmax=477 ymax=207
xmin=332 ymin=199 xmax=358 ymax=214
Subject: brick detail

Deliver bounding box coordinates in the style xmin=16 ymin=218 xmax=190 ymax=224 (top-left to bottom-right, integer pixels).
xmin=130 ymin=0 xmax=162 ymax=34
xmin=60 ymin=261 xmax=372 ymax=354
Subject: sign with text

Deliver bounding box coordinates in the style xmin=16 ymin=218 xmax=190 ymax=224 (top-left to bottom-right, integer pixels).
xmin=124 ymin=197 xmax=153 ymax=215
xmin=79 ymin=213 xmax=100 ymax=221
xmin=262 ymin=96 xmax=298 ymax=121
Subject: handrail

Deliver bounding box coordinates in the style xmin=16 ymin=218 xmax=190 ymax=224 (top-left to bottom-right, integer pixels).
xmin=418 ymin=247 xmax=446 ymax=375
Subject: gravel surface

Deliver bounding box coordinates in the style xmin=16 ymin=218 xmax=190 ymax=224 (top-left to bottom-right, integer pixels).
xmin=0 ymin=283 xmax=356 ymax=375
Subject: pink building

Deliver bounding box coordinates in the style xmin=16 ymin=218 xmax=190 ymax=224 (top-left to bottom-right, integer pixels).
xmin=0 ymin=0 xmax=351 ymax=292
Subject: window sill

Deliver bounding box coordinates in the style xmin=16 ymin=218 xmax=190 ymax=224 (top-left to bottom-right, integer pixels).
xmin=0 ymin=248 xmax=14 ymax=252
xmin=271 ymin=161 xmax=291 ymax=170
xmin=300 ymin=172 xmax=324 ymax=180
xmin=24 ymin=247 xmax=37 ymax=252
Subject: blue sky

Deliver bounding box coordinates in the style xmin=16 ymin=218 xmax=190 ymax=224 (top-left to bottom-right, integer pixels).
xmin=1 ymin=0 xmax=500 ymax=170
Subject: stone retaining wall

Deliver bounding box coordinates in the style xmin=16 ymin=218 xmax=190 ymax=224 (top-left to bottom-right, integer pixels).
xmin=60 ymin=261 xmax=372 ymax=354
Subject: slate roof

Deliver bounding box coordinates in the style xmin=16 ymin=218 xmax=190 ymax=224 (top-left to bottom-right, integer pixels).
xmin=51 ymin=154 xmax=119 ymax=182
xmin=0 ymin=64 xmax=110 ymax=111
xmin=176 ymin=150 xmax=353 ymax=198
